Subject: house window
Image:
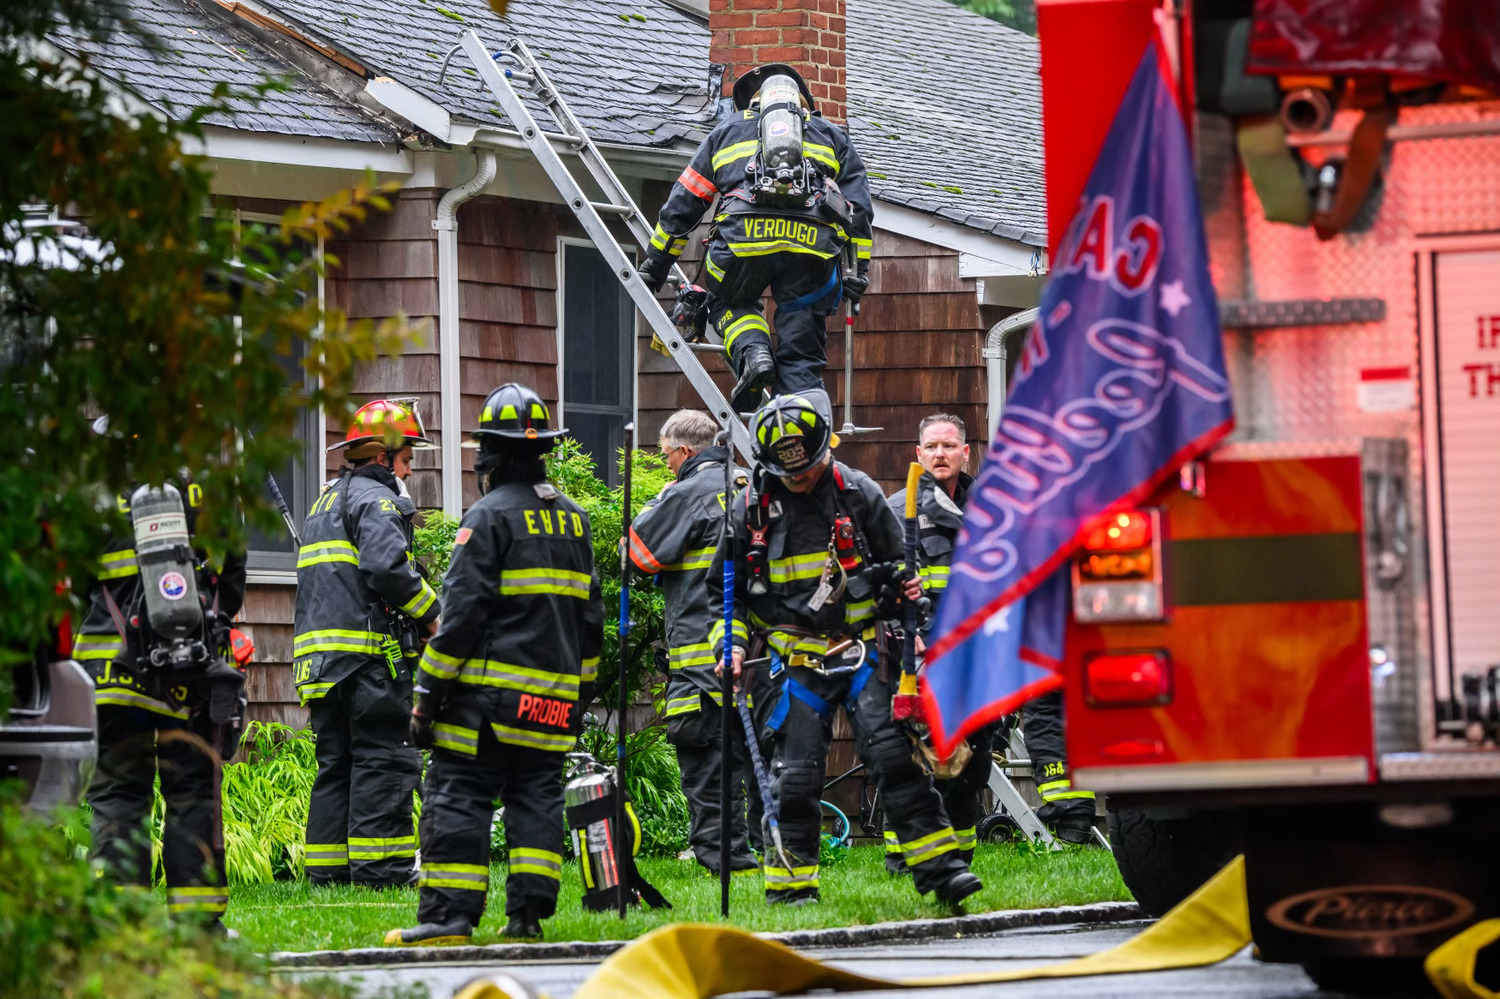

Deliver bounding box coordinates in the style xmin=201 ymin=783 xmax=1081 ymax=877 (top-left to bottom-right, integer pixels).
xmin=235 ymin=212 xmax=324 ymax=575
xmin=557 ymin=239 xmax=636 ymax=486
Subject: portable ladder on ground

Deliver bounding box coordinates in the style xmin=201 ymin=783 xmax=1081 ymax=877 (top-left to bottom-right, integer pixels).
xmin=989 ymin=723 xmax=1111 ymax=850
xmin=441 ymin=30 xmax=753 ymax=460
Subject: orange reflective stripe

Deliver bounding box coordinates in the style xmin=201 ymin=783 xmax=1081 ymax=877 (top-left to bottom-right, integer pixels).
xmin=679 ymin=165 xmax=716 ymax=200
xmin=628 ymin=527 xmax=663 ymax=574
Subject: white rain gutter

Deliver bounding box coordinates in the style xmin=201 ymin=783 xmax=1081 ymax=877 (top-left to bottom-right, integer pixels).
xmin=983 ymin=307 xmax=1037 ymax=439
xmin=434 ymin=149 xmax=498 ymax=518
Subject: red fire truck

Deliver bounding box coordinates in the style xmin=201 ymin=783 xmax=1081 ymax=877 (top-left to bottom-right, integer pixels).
xmin=1043 ymin=0 xmax=1500 ymax=990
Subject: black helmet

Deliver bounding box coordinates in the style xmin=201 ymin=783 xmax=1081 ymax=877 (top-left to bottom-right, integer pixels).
xmin=751 ymin=393 xmax=831 ymax=477
xmin=732 ymin=63 xmax=816 ymax=113
xmin=471 ymin=383 xmax=567 ymax=444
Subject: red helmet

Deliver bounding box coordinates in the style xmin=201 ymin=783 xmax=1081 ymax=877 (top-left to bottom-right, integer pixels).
xmin=330 ymin=398 xmax=434 ymax=459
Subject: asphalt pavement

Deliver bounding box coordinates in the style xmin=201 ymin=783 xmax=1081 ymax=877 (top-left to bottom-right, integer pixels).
xmin=300 ymin=920 xmax=1331 ymax=999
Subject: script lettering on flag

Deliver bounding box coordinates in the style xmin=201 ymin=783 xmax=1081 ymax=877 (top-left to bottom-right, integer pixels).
xmin=920 ymin=39 xmax=1235 ymax=757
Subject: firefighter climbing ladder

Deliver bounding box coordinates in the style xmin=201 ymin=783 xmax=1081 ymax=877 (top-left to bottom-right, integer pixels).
xmin=442 ymin=30 xmax=754 ymax=460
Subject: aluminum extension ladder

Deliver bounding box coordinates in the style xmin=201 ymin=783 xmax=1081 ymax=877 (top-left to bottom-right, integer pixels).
xmin=441 ymin=30 xmax=754 ymax=460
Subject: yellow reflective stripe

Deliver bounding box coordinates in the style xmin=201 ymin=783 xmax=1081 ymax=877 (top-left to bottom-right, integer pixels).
xmin=400 ymin=581 xmax=439 ymax=619
xmin=651 ymin=223 xmax=673 ymax=251
xmin=509 ymin=847 xmax=562 ymax=880
xmin=764 ymin=863 xmax=819 ymax=889
xmin=883 ymin=830 xmax=902 ymax=854
xmin=305 ymin=844 xmax=348 ymax=866
xmin=166 ymin=885 xmax=228 ymax=912
xmin=297 ymin=540 xmax=358 ymax=568
xmin=803 ymin=142 xmax=838 ymax=172
xmin=852 ymin=236 xmax=873 ymax=260
xmin=725 ymin=241 xmax=838 ymax=259
xmin=492 ymin=722 xmax=575 ymax=752
xmin=900 ymin=826 xmax=960 ymax=866
xmin=665 ymin=694 xmax=702 ymax=717
xmin=663 ymin=546 xmax=718 ymax=572
xmin=955 ymin=827 xmax=977 ymax=851
xmin=706 ymin=254 xmax=725 ymax=281
xmin=419 ymin=645 xmax=463 ymax=681
xmin=499 ymin=567 xmax=591 ymax=598
xmin=711 ymin=139 xmax=758 ymax=170
xmin=349 ymin=836 xmax=416 ymax=860
xmin=845 ymin=599 xmax=875 ymax=623
xmin=95 ymin=686 xmax=189 ymax=719
xmin=98 ymin=548 xmax=139 ymax=579
xmin=458 ymin=660 xmax=581 ymax=698
xmin=420 ymin=863 xmax=489 ymax=891
xmin=769 ymin=553 xmax=827 ymax=584
xmin=297 ymin=682 xmax=336 ymax=704
xmin=293 ymin=629 xmax=382 ymax=656
xmin=581 ymin=657 xmax=599 ymax=683
xmin=1043 ymin=790 xmax=1097 ymax=801
xmin=720 ymin=313 xmax=768 ymax=353
xmin=669 ymin=642 xmax=716 ymax=668
xmin=668 ymin=236 xmax=689 ymax=258
xmin=74 ymin=635 xmax=125 ymax=661
xmin=708 ymin=618 xmax=749 ymax=647
xmin=433 ymin=722 xmax=480 ymax=755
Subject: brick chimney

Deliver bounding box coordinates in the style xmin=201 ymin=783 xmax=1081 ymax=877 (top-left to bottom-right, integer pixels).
xmin=708 ymin=0 xmax=847 ymax=125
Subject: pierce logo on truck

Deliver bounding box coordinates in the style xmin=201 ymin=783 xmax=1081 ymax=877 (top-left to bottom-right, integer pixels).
xmin=1266 ymin=886 xmax=1474 ymax=939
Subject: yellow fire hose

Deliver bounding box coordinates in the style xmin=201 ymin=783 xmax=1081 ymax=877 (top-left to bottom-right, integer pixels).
xmin=450 ymin=856 xmax=1500 ymax=999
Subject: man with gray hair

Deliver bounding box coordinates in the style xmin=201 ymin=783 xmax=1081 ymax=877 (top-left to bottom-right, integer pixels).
xmin=628 ymin=410 xmax=759 ymax=874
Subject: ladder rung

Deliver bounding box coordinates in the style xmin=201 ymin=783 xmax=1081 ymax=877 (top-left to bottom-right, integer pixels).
xmin=590 ymin=202 xmax=634 ymax=217
xmin=687 ymin=341 xmax=725 ymax=354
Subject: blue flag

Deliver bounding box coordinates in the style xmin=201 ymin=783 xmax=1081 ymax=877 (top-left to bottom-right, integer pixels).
xmin=922 ymin=41 xmax=1235 ymax=755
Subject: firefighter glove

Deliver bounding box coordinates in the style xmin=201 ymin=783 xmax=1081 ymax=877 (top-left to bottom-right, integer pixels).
xmin=843 ymin=270 xmax=868 ymax=305
xmin=410 ymin=687 xmax=442 ymax=751
xmin=865 ymin=561 xmax=905 ymax=619
xmin=638 ymin=256 xmax=672 ymax=294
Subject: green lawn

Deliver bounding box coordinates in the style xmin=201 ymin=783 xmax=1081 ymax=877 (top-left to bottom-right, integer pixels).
xmin=228 ymin=843 xmax=1130 ymax=952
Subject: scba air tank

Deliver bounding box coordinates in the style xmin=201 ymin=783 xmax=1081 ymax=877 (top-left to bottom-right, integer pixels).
xmin=757 ymin=75 xmax=805 ymax=184
xmin=130 ymin=482 xmax=202 ymax=640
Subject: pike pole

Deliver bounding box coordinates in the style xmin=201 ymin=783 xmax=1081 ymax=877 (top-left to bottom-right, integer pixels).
xmin=616 ymin=422 xmax=635 ymax=920
xmin=717 ymin=429 xmax=734 ymax=917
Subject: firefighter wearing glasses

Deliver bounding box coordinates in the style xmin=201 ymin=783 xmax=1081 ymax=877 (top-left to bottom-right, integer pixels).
xmin=636 ymin=64 xmax=873 ymax=418
xmin=294 ymin=399 xmax=441 ymax=888
xmin=79 ymin=462 xmax=247 ymax=928
xmin=628 ymin=409 xmax=758 ymax=875
xmin=387 ymin=383 xmax=603 ymax=946
xmin=712 ymin=394 xmax=982 ymax=906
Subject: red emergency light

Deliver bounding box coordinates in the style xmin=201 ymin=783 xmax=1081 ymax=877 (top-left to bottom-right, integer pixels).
xmin=1082 ymin=510 xmax=1152 ymax=551
xmin=1083 ymin=650 xmax=1171 ymax=708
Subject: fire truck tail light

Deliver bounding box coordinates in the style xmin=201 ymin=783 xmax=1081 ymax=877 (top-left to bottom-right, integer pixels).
xmin=1084 ymin=651 xmax=1171 ymax=708
xmin=1074 ymin=581 xmax=1163 ymax=622
xmin=1082 ymin=511 xmax=1152 ymax=551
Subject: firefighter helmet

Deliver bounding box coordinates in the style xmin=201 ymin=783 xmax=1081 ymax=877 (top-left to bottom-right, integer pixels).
xmin=330 ymin=399 xmax=434 ymax=458
xmin=751 ymin=393 xmax=831 ymax=477
xmin=732 ymin=63 xmax=816 ymax=113
xmin=472 ymin=383 xmax=567 ymax=443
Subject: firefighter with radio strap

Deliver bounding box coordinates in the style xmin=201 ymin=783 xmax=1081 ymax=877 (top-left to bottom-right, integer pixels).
xmin=386 ymin=383 xmax=605 ymax=946
xmin=293 ymin=399 xmax=441 ymax=888
xmin=628 ymin=409 xmax=760 ymax=875
xmin=711 ymin=394 xmax=982 ymax=907
xmin=636 ymin=64 xmax=873 ymax=419
xmin=891 ymin=414 xmax=1096 ymax=849
xmin=79 ymin=446 xmax=249 ymax=929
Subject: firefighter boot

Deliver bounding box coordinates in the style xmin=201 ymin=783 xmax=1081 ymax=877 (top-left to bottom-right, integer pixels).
xmin=1038 ymin=800 xmax=1097 ymax=844
xmin=934 ymin=870 xmax=984 ymax=908
xmin=730 ymin=344 xmax=776 ymax=414
xmin=501 ymin=900 xmax=544 ymax=941
xmin=383 ymin=919 xmax=473 ymax=947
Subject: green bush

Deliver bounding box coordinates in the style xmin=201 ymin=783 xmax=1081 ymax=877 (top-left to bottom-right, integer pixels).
xmin=412 ymin=510 xmax=459 ymax=589
xmin=222 ymin=722 xmax=317 ymax=884
xmin=0 ymin=794 xmax=356 ymax=999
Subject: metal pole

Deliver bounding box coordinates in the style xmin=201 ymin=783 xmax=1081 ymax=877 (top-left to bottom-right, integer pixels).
xmin=718 ymin=429 xmax=734 ymax=918
xmin=616 ymin=422 xmax=634 ymax=920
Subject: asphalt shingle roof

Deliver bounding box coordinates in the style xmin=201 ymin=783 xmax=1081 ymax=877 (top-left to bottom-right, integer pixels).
xmin=848 ymin=0 xmax=1045 ymax=246
xmin=56 ymin=0 xmax=401 ymax=144
xmin=256 ymin=0 xmax=715 ymax=146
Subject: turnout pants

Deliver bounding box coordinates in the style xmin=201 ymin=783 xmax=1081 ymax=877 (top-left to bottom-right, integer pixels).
xmin=764 ymin=657 xmax=969 ymax=902
xmin=305 ymin=657 xmax=421 ymax=886
xmin=89 ymin=699 xmax=228 ymax=923
xmin=417 ymin=726 xmax=566 ymax=928
xmin=706 ymin=246 xmax=842 ymax=419
xmin=667 ymin=690 xmax=758 ymax=873
xmin=885 ymin=725 xmax=995 ymax=870
xmin=1024 ymin=690 xmax=1096 ymax=821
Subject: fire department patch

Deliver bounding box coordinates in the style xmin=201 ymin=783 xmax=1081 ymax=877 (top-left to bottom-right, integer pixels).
xmin=454 ymin=527 xmax=473 ymax=546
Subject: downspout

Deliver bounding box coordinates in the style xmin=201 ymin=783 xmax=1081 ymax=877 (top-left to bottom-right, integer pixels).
xmin=982 ymin=307 xmax=1038 ymax=440
xmin=433 ymin=150 xmax=498 ymax=518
